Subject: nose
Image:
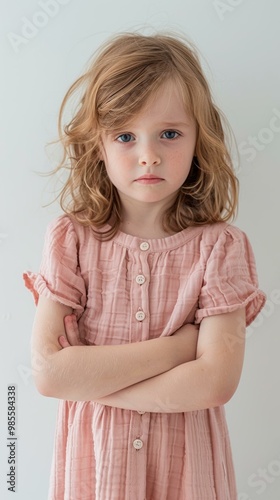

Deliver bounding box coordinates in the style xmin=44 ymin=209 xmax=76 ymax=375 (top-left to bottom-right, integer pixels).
xmin=138 ymin=143 xmax=161 ymax=167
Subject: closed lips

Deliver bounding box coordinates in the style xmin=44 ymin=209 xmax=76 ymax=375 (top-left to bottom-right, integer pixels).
xmin=136 ymin=175 xmax=163 ymax=180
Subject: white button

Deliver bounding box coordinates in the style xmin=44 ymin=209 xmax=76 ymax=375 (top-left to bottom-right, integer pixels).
xmin=137 ymin=411 xmax=146 ymax=415
xmin=133 ymin=438 xmax=143 ymax=450
xmin=135 ymin=311 xmax=146 ymax=321
xmin=136 ymin=274 xmax=146 ymax=285
xmin=140 ymin=241 xmax=150 ymax=251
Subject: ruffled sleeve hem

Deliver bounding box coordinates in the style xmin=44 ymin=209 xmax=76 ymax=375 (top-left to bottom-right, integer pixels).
xmin=194 ymin=225 xmax=266 ymax=328
xmin=195 ymin=287 xmax=266 ymax=326
xmin=23 ymin=216 xmax=86 ymax=319
xmin=23 ymin=271 xmax=85 ymax=315
xmin=23 ymin=271 xmax=39 ymax=305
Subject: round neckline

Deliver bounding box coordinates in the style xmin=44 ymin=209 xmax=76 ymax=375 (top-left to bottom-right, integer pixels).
xmin=103 ymin=223 xmax=204 ymax=252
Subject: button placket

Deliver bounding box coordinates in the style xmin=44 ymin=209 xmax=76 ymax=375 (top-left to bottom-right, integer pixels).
xmin=130 ymin=246 xmax=151 ymax=343
xmin=127 ymin=410 xmax=150 ymax=496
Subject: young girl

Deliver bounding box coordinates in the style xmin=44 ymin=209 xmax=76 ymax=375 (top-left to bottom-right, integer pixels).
xmin=24 ymin=32 xmax=266 ymax=500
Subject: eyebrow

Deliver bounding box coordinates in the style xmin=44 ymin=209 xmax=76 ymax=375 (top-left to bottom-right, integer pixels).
xmin=160 ymin=121 xmax=191 ymax=128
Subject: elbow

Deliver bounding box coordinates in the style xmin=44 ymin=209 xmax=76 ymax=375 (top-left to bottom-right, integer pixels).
xmin=34 ymin=377 xmax=53 ymax=398
xmin=211 ymin=377 xmax=241 ymax=407
xmin=201 ymin=357 xmax=243 ymax=408
xmin=213 ymin=387 xmax=235 ymax=407
xmin=33 ymin=370 xmax=57 ymax=398
xmin=32 ymin=353 xmax=60 ymax=398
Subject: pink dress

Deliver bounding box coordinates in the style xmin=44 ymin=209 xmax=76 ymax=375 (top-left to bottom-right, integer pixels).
xmin=23 ymin=215 xmax=265 ymax=500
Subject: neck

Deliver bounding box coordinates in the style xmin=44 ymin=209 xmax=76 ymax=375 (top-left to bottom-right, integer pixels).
xmin=120 ymin=219 xmax=172 ymax=239
xmin=118 ymin=197 xmax=176 ymax=239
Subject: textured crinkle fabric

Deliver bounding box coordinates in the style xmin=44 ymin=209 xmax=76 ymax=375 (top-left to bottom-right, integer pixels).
xmin=23 ymin=215 xmax=266 ymax=500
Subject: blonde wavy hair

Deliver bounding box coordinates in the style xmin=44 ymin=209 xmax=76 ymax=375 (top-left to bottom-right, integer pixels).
xmin=53 ymin=32 xmax=238 ymax=239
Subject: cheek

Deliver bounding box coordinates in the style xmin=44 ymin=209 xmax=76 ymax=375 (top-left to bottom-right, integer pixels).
xmin=171 ymin=151 xmax=193 ymax=178
xmin=104 ymin=153 xmax=131 ymax=186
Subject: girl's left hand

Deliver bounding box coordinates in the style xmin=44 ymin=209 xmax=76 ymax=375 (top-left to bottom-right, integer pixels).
xmin=58 ymin=314 xmax=83 ymax=349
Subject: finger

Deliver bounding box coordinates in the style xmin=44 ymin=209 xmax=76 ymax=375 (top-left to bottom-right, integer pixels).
xmin=58 ymin=335 xmax=71 ymax=348
xmin=64 ymin=314 xmax=80 ymax=346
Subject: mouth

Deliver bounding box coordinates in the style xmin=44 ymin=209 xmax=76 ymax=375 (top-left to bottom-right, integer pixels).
xmin=135 ymin=174 xmax=164 ymax=184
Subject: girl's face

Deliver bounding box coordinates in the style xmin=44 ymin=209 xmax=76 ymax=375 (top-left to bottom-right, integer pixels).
xmin=100 ymin=80 xmax=197 ymax=213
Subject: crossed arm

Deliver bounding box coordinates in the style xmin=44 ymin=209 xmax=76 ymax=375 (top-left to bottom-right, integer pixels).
xmin=93 ymin=309 xmax=246 ymax=412
xmin=31 ymin=295 xmax=246 ymax=412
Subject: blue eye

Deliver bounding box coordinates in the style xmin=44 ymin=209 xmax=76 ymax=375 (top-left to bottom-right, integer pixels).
xmin=117 ymin=133 xmax=133 ymax=143
xmin=162 ymin=130 xmax=179 ymax=139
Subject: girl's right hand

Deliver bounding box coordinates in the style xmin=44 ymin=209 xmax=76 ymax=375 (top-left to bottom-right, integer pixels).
xmin=171 ymin=323 xmax=199 ymax=364
xmin=59 ymin=314 xmax=87 ymax=349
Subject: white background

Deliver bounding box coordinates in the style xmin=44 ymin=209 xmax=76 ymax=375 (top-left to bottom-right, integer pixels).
xmin=0 ymin=0 xmax=279 ymax=499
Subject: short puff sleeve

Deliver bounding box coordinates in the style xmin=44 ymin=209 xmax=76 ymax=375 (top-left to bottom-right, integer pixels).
xmin=23 ymin=216 xmax=86 ymax=319
xmin=194 ymin=225 xmax=266 ymax=326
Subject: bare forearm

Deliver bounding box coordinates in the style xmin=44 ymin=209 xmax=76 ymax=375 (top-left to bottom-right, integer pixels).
xmin=94 ymin=310 xmax=246 ymax=412
xmin=95 ymin=356 xmax=240 ymax=413
xmin=39 ymin=333 xmax=195 ymax=401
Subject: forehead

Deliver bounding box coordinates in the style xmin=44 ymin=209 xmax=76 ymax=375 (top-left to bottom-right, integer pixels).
xmin=128 ymin=80 xmax=193 ymax=126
